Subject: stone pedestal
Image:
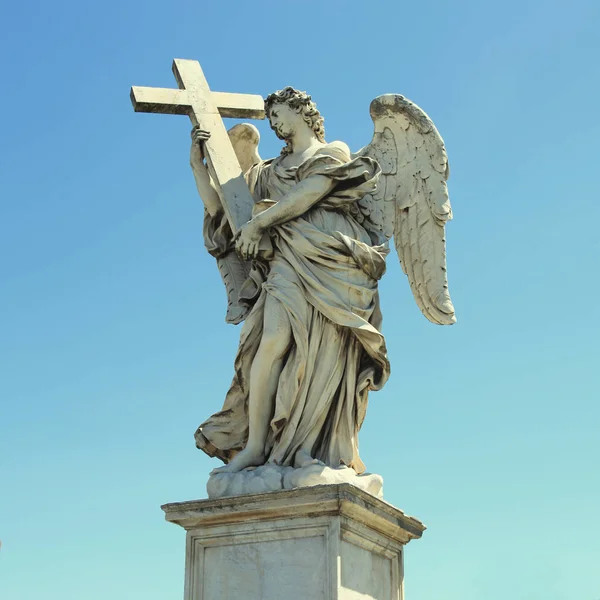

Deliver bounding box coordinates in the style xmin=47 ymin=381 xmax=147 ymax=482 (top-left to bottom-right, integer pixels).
xmin=162 ymin=484 xmax=425 ymax=600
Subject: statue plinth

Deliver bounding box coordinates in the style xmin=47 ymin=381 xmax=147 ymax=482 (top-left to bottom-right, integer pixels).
xmin=162 ymin=484 xmax=425 ymax=600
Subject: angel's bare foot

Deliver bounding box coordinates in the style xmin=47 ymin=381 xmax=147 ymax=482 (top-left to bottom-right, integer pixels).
xmin=294 ymin=448 xmax=324 ymax=468
xmin=210 ymin=447 xmax=265 ymax=474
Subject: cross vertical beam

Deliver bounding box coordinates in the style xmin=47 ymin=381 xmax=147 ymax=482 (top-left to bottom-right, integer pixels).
xmin=130 ymin=59 xmax=266 ymax=233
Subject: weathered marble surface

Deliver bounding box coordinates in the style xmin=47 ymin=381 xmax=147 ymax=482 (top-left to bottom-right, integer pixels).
xmin=162 ymin=484 xmax=425 ymax=600
xmin=206 ymin=462 xmax=383 ymax=499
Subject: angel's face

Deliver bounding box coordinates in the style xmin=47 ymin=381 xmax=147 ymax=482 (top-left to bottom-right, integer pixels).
xmin=268 ymin=103 xmax=305 ymax=139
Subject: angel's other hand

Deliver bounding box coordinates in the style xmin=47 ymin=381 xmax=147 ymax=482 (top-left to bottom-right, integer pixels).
xmin=190 ymin=126 xmax=211 ymax=163
xmin=235 ymin=220 xmax=263 ymax=260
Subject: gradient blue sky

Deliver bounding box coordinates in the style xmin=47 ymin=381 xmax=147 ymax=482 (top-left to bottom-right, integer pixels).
xmin=1 ymin=1 xmax=599 ymax=599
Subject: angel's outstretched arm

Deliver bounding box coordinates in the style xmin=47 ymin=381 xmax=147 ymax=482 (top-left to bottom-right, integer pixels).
xmin=235 ymin=175 xmax=336 ymax=260
xmin=190 ymin=127 xmax=222 ymax=218
xmin=191 ymin=124 xmax=262 ymax=324
xmin=254 ymin=175 xmax=335 ymax=229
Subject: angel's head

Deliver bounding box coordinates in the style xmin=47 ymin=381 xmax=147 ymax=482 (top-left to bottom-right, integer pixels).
xmin=265 ymin=87 xmax=325 ymax=155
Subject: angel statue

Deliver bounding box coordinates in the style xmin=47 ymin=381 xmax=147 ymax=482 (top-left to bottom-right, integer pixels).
xmin=189 ymin=87 xmax=455 ymax=497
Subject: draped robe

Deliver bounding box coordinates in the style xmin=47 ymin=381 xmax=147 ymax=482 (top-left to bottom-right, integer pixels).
xmin=195 ymin=143 xmax=390 ymax=473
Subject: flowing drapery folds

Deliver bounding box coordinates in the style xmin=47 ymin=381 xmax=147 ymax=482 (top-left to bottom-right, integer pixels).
xmin=196 ymin=144 xmax=390 ymax=473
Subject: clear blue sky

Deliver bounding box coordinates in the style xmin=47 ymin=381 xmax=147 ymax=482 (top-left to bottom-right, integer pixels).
xmin=1 ymin=1 xmax=598 ymax=598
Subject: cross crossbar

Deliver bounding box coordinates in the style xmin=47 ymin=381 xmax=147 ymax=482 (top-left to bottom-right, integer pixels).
xmin=130 ymin=59 xmax=266 ymax=232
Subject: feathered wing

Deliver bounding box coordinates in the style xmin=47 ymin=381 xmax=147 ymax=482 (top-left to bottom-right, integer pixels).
xmin=228 ymin=123 xmax=262 ymax=173
xmin=215 ymin=123 xmax=262 ymax=324
xmin=357 ymin=95 xmax=456 ymax=325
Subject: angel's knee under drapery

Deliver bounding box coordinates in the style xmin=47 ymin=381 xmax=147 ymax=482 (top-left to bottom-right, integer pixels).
xmin=195 ymin=144 xmax=391 ymax=473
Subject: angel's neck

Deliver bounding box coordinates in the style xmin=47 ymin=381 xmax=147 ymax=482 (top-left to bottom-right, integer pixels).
xmin=288 ymin=129 xmax=320 ymax=154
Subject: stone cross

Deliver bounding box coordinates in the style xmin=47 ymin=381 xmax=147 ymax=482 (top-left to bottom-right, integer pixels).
xmin=130 ymin=59 xmax=265 ymax=233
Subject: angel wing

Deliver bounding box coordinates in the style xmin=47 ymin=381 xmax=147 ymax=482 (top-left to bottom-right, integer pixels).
xmin=216 ymin=123 xmax=262 ymax=324
xmin=228 ymin=123 xmax=262 ymax=173
xmin=356 ymin=95 xmax=456 ymax=325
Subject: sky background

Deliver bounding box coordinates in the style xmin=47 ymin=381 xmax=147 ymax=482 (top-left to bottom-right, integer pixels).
xmin=1 ymin=0 xmax=599 ymax=598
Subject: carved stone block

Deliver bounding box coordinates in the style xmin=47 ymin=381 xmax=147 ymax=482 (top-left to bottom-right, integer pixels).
xmin=162 ymin=484 xmax=425 ymax=600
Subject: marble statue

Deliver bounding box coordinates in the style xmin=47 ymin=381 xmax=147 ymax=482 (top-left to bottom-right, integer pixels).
xmin=131 ymin=60 xmax=455 ymax=498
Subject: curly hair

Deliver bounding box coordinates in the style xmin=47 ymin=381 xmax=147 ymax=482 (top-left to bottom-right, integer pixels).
xmin=265 ymin=87 xmax=325 ymax=155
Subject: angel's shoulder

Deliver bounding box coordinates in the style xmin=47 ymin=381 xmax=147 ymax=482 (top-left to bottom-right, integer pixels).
xmin=324 ymin=140 xmax=351 ymax=154
xmin=316 ymin=140 xmax=351 ymax=161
